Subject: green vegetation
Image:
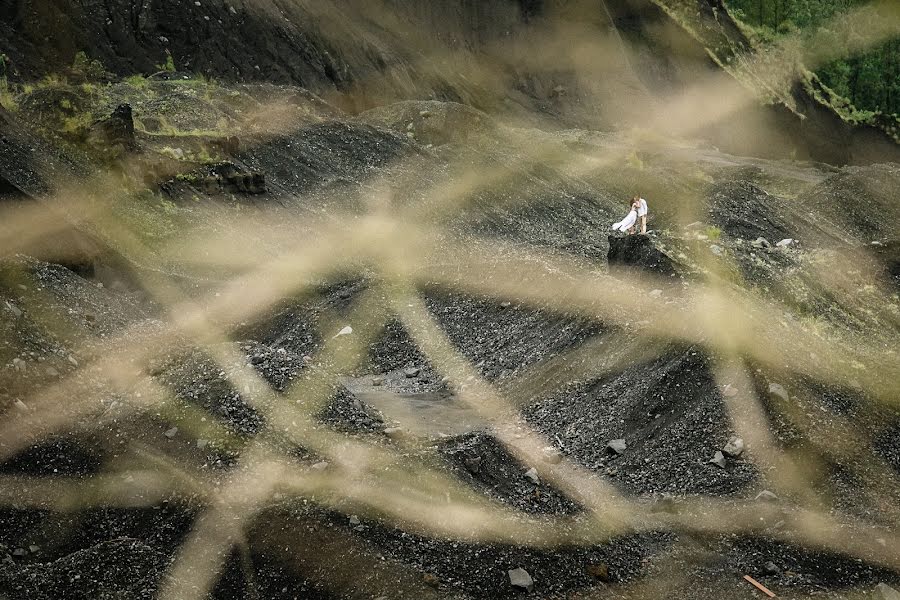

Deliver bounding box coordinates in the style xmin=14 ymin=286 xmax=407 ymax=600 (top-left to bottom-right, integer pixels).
xmin=125 ymin=74 xmax=150 ymax=89
xmin=724 ymin=0 xmax=900 ymax=116
xmin=62 ymin=113 xmax=93 ymax=136
xmin=156 ymin=50 xmax=177 ymax=73
xmin=704 ymin=225 xmax=723 ymax=241
xmin=816 ymin=38 xmax=899 ymax=117
xmin=0 ymin=53 xmax=15 ymax=111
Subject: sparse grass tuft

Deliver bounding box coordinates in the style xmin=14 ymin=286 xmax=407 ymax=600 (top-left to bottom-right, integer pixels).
xmin=125 ymin=74 xmax=150 ymax=89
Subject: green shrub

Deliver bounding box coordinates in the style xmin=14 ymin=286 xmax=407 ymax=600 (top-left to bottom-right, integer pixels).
xmin=156 ymin=51 xmax=176 ymax=73
xmin=705 ymin=225 xmax=722 ymax=241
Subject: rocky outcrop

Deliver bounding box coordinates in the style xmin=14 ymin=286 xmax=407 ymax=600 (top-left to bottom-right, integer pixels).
xmin=87 ymin=104 xmax=137 ymax=155
xmin=607 ymin=234 xmax=677 ymax=277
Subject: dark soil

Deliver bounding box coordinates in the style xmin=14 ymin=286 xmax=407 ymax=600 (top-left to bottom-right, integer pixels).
xmin=1 ymin=27 xmax=899 ymax=597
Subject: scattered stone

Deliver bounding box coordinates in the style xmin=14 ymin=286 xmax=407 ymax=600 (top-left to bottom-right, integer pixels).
xmin=348 ymin=515 xmax=360 ymax=526
xmin=404 ymin=367 xmax=421 ymax=378
xmin=4 ymin=301 xmax=22 ymax=318
xmin=12 ymin=548 xmax=26 ymax=557
xmin=68 ymin=355 xmax=79 ymax=367
xmin=709 ymin=451 xmax=727 ymax=468
xmin=876 ymin=583 xmax=900 ymax=600
xmin=710 ymin=244 xmax=724 ymax=256
xmin=371 ymin=376 xmax=384 ymax=386
xmin=334 ymin=325 xmax=353 ymax=338
xmin=464 ymin=456 xmax=482 ymax=474
xmin=250 ymin=355 xmax=264 ymax=365
xmin=751 ymin=237 xmax=772 ymax=249
xmin=606 ymin=439 xmax=627 ymax=455
xmin=45 ymin=366 xmax=59 ymax=377
xmin=524 ymin=467 xmax=540 ymax=485
xmin=13 ymin=399 xmax=28 ymax=412
xmin=311 ymin=461 xmax=329 ymax=471
xmin=776 ymin=238 xmax=794 ymax=247
xmin=723 ymin=436 xmax=744 ymax=457
xmin=722 ymin=384 xmax=738 ymax=397
xmin=196 ymin=439 xmax=209 ymax=449
xmin=541 ymin=447 xmax=562 ymax=464
xmin=755 ymin=490 xmax=778 ymax=503
xmin=648 ymin=289 xmax=663 ymax=298
xmin=763 ymin=561 xmax=780 ymax=575
xmin=12 ymin=358 xmax=26 ymax=372
xmin=423 ymin=573 xmax=440 ymax=587
xmin=383 ymin=427 xmax=404 ymax=438
xmin=164 ymin=427 xmax=178 ymax=439
xmin=586 ymin=563 xmax=610 ymax=582
xmin=508 ymin=567 xmax=534 ymax=592
xmin=768 ymin=383 xmax=789 ymax=402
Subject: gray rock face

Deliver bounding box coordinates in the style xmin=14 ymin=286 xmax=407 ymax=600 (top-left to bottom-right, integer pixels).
xmin=710 ymin=451 xmax=727 ymax=468
xmin=508 ymin=567 xmax=534 ymax=592
xmin=606 ymin=439 xmax=627 ymax=455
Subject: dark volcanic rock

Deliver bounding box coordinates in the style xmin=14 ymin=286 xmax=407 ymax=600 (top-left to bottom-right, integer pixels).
xmin=88 ymin=104 xmax=136 ymax=154
xmin=607 ymin=234 xmax=677 ymax=277
xmin=526 ymin=346 xmax=758 ymax=496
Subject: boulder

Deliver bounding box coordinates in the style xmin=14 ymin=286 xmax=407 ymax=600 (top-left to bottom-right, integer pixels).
xmin=607 ymin=235 xmax=677 ymax=277
xmin=524 ymin=467 xmax=540 ymax=484
xmin=768 ymin=383 xmax=789 ymax=402
xmin=722 ymin=436 xmax=744 ymax=457
xmin=876 ymin=583 xmax=900 ymax=600
xmin=709 ymin=451 xmax=727 ymax=468
xmin=606 ymin=439 xmax=627 ymax=455
xmin=755 ymin=490 xmax=779 ymax=502
xmin=88 ymin=104 xmax=137 ymax=153
xmin=508 ymin=567 xmax=534 ymax=592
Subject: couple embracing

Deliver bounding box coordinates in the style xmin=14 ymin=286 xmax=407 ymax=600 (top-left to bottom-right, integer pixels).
xmin=611 ymin=196 xmax=648 ymax=234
